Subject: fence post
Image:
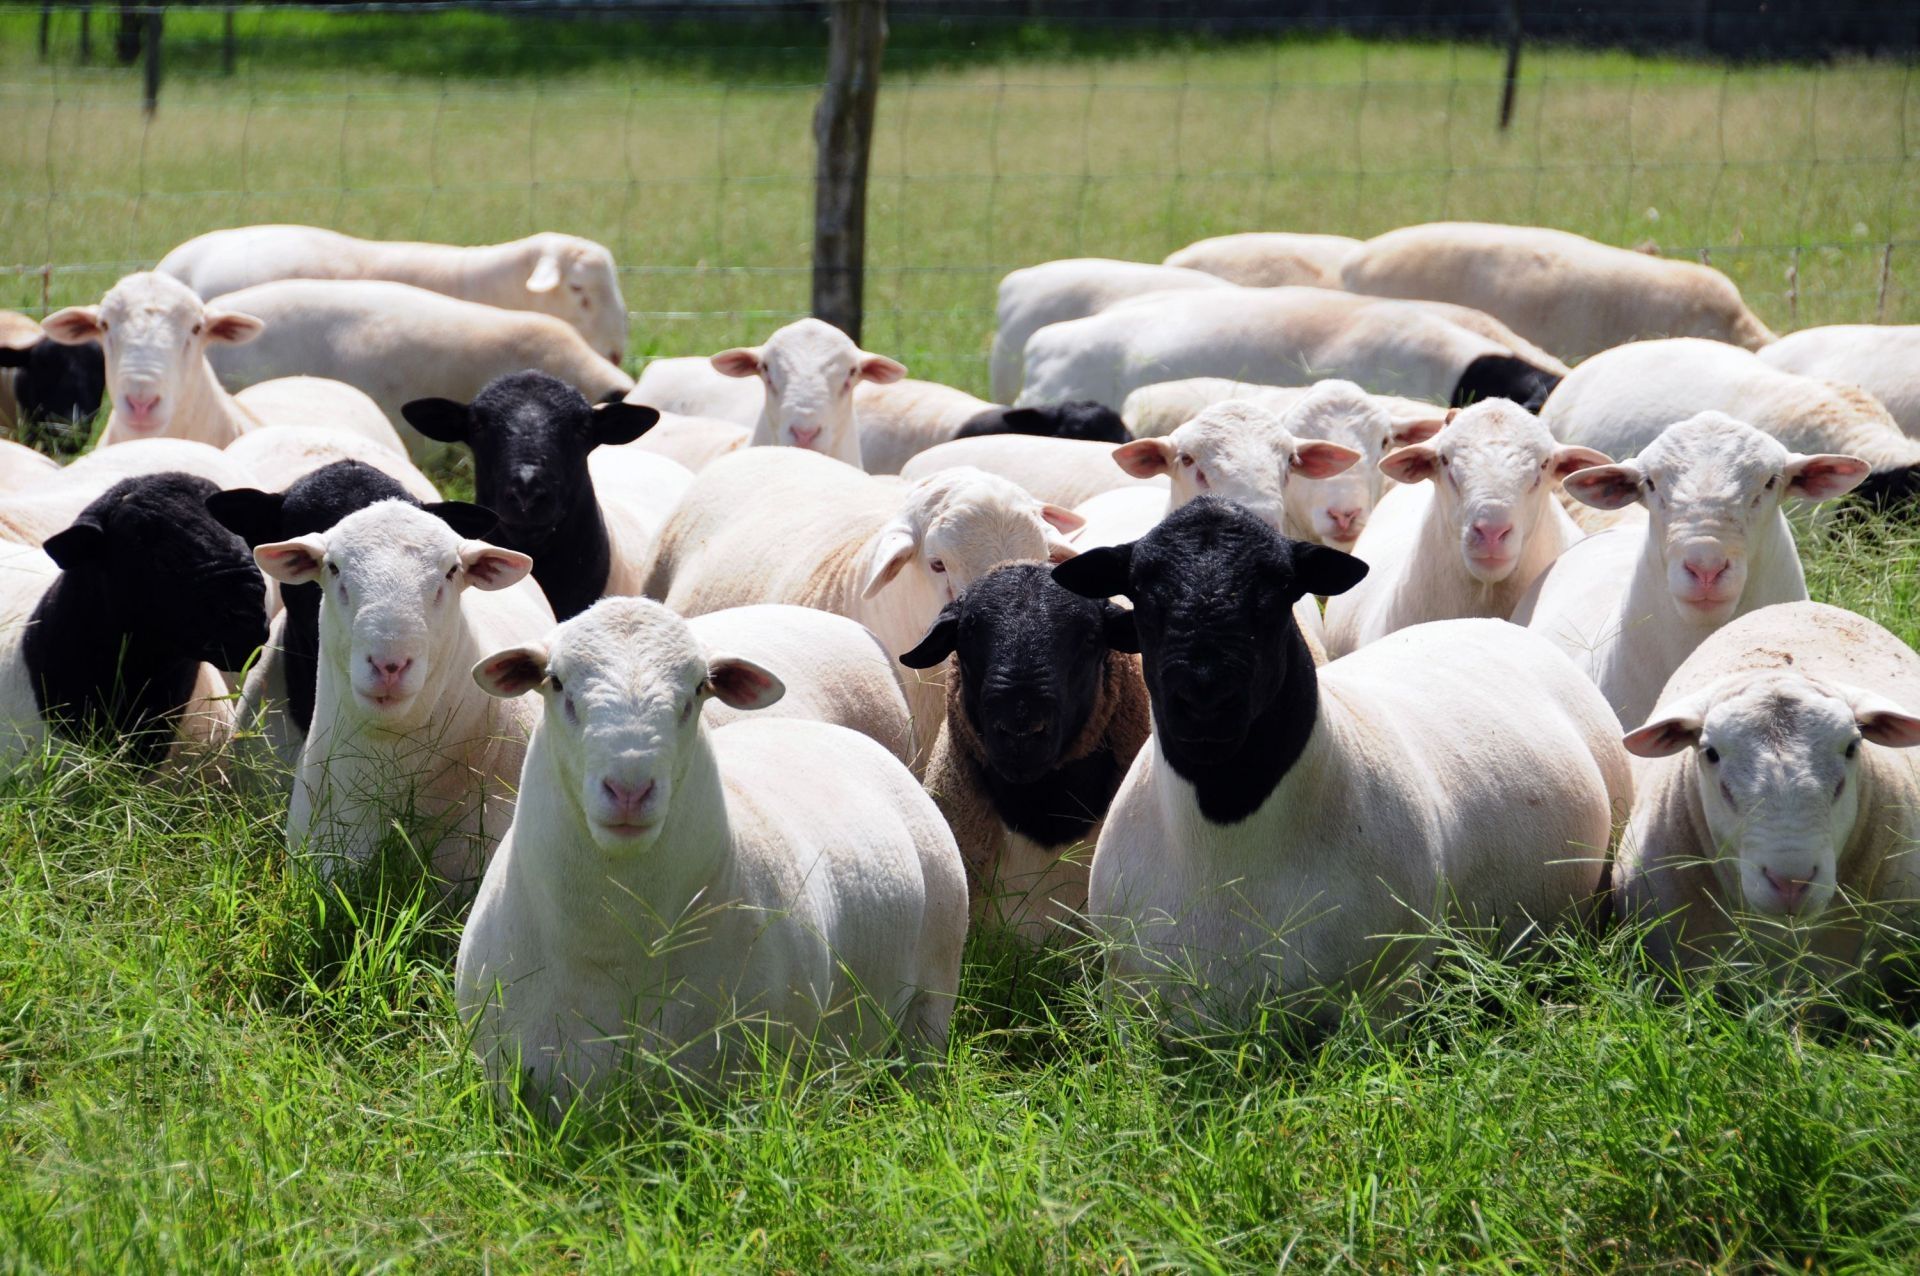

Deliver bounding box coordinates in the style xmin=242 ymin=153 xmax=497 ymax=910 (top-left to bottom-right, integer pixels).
xmin=38 ymin=3 xmax=50 ymax=58
xmin=1498 ymin=1 xmax=1523 ymax=131
xmin=142 ymin=7 xmax=161 ymax=115
xmin=812 ymin=0 xmax=887 ymax=343
xmin=79 ymin=3 xmax=91 ymax=62
xmin=222 ymin=8 xmax=235 ymax=76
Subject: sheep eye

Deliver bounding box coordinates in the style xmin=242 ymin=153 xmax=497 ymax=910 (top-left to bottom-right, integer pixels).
xmin=549 ymin=675 xmax=563 ymax=694
xmin=1439 ymin=454 xmax=1451 ymax=466
xmin=327 ymin=562 xmax=340 ymax=577
xmin=1179 ymin=454 xmax=1195 ymax=468
xmin=1846 ymin=738 xmax=1861 ymax=759
xmin=445 ymin=564 xmax=458 ymax=580
xmin=1765 ymin=476 xmax=1779 ymax=490
xmin=1703 ymin=746 xmax=1720 ymax=765
xmin=929 ymin=558 xmax=947 ymax=574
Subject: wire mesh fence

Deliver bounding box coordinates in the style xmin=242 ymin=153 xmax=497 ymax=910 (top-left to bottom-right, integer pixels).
xmin=2 ymin=2 xmax=1916 ymax=394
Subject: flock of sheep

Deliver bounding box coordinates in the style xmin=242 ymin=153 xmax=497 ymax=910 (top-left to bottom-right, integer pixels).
xmin=3 ymin=218 xmax=1919 ymax=1120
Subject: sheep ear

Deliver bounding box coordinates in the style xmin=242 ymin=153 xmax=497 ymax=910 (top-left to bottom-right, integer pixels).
xmin=40 ymin=306 xmax=102 ymax=346
xmin=1550 ymin=445 xmax=1613 ymax=482
xmin=1785 ymin=453 xmax=1871 ymax=502
xmin=424 ymin=501 xmax=499 ymax=541
xmin=1112 ymin=438 xmax=1174 ymax=478
xmin=899 ymin=602 xmax=961 ymax=669
xmin=1101 ymin=601 xmax=1140 ymax=653
xmin=525 ymin=253 xmax=563 ymax=294
xmin=704 ymin=656 xmax=785 ymax=711
xmin=1291 ymin=542 xmax=1368 ymax=598
xmin=473 ymin=643 xmax=550 ymax=698
xmin=1841 ymin=687 xmax=1920 ymax=748
xmin=401 ymin=397 xmax=472 ymax=443
xmin=1379 ymin=443 xmax=1439 ymax=484
xmin=1562 ymin=462 xmax=1645 ymax=510
xmin=856 ymin=352 xmax=907 ymax=385
xmin=203 ymin=309 xmax=265 ymax=345
xmin=204 ymin=488 xmax=287 ymax=548
xmin=1623 ymin=704 xmax=1706 ymax=758
xmin=1292 ymin=440 xmax=1362 ymax=480
xmin=459 ymin=542 xmax=533 ymax=591
xmin=254 ymin=535 xmax=329 ymax=585
xmin=1052 ymin=542 xmax=1131 ymax=599
xmin=1041 ymin=503 xmax=1085 ymax=536
xmin=710 ymin=347 xmax=764 ymax=378
xmin=1390 ymin=416 xmax=1447 ymax=447
xmin=998 ymin=407 xmax=1048 ymax=434
xmin=590 ymin=401 xmax=658 ymax=447
xmin=860 ymin=524 xmax=918 ymax=599
xmin=42 ymin=519 xmax=106 ymax=571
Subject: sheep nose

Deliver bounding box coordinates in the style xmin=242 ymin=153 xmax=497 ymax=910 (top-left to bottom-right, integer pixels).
xmin=1469 ymin=518 xmax=1513 ymax=549
xmin=1324 ymin=508 xmax=1363 ymax=539
xmin=600 ymin=777 xmax=655 ymax=815
xmin=1761 ymin=867 xmax=1813 ymax=911
xmin=123 ymin=393 xmax=160 ymax=420
xmin=1685 ymin=558 xmax=1730 ymax=588
xmin=366 ymin=655 xmax=413 ymax=688
xmin=789 ymin=425 xmax=822 ymax=449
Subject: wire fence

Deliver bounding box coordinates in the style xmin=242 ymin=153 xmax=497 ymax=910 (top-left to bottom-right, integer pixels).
xmin=2 ymin=2 xmax=1917 ymax=393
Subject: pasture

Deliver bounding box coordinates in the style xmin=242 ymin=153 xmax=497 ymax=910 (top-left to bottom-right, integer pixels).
xmin=3 ymin=11 xmax=1920 ymax=1269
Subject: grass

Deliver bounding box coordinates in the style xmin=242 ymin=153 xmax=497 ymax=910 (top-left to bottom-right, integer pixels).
xmin=3 ymin=9 xmax=1920 ymax=1270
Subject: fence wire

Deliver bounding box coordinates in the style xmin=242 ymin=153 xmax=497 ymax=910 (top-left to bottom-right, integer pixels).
xmin=1 ymin=2 xmax=1916 ymax=393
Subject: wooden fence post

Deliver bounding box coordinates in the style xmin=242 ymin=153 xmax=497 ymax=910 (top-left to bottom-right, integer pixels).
xmin=142 ymin=7 xmax=161 ymax=115
xmin=79 ymin=4 xmax=92 ymax=62
xmin=812 ymin=0 xmax=886 ymax=343
xmin=1499 ymin=1 xmax=1523 ymax=131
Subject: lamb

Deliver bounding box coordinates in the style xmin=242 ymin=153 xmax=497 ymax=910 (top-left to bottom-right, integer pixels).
xmin=854 ymin=377 xmax=1128 ymax=475
xmin=1120 ymin=375 xmax=1440 ymax=440
xmin=1515 ymin=412 xmax=1868 ymax=729
xmin=456 ymin=597 xmax=967 ymax=1116
xmin=711 ymin=318 xmax=907 ymax=465
xmin=1277 ymin=382 xmax=1445 ymax=547
xmin=195 ymin=279 xmax=634 ymax=462
xmin=1162 ymin=232 xmax=1361 ymax=287
xmin=685 ymin=604 xmax=916 ymax=767
xmin=1757 ymin=325 xmax=1920 ymax=437
xmin=989 ymin=258 xmax=1232 ymax=403
xmin=1616 ymin=601 xmax=1920 ymax=1002
xmin=254 ymin=500 xmax=555 ymax=892
xmin=403 ymin=372 xmax=687 ymax=619
xmin=899 ymin=563 xmax=1149 ymax=943
xmin=39 ymin=273 xmax=405 ymax=452
xmin=0 ymin=473 xmax=269 ymax=775
xmin=1322 ymin=399 xmax=1608 ymax=657
xmin=209 ymin=462 xmax=498 ymax=773
xmin=0 ymin=312 xmax=102 ymax=430
xmin=157 ymin=225 xmax=628 ymax=364
xmin=1339 ymin=221 xmax=1776 ymax=360
xmin=223 ymin=425 xmax=440 ymax=500
xmin=900 ymin=435 xmax=1167 ymax=509
xmin=1018 ymin=286 xmax=1565 ymax=413
xmin=1054 ymin=499 xmax=1628 ymax=1033
xmin=1539 ymin=338 xmax=1920 ymax=505
xmin=640 ymin=447 xmax=1083 ymax=749
xmin=616 ymin=408 xmax=749 ymax=472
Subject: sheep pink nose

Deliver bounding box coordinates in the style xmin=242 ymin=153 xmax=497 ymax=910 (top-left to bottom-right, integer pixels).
xmin=365 ymin=655 xmax=413 ymax=689
xmin=123 ymin=394 xmax=160 ymax=420
xmin=1685 ymin=558 xmax=1730 ymax=589
xmin=600 ymin=778 xmax=655 ymax=816
xmin=1325 ymin=508 xmax=1363 ymax=538
xmin=1762 ymin=867 xmax=1813 ymax=911
xmin=789 ymin=425 xmax=822 ymax=449
xmin=1470 ymin=519 xmax=1513 ymax=549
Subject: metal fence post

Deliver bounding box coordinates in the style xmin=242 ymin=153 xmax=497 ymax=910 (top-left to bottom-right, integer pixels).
xmin=812 ymin=0 xmax=887 ymax=343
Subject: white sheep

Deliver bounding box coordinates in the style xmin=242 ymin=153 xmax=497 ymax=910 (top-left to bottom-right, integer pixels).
xmin=254 ymin=500 xmax=555 ymax=892
xmin=989 ymin=258 xmax=1232 ymax=403
xmin=1339 ymin=221 xmax=1776 ymax=360
xmin=39 ymin=273 xmax=404 ymax=453
xmin=1120 ymin=375 xmax=1441 ymax=440
xmin=158 ymin=225 xmax=628 ymax=364
xmin=1516 ymin=412 xmax=1868 ymax=729
xmin=712 ymin=318 xmax=907 ymax=465
xmin=627 ymin=357 xmax=766 ymax=427
xmin=1757 ymin=325 xmax=1920 ymax=437
xmin=1540 ymin=338 xmax=1920 ymax=505
xmin=616 ymin=408 xmax=749 ymax=472
xmin=640 ymin=447 xmax=1083 ymax=752
xmin=1322 ymin=399 xmax=1607 ymax=657
xmin=1018 ymin=286 xmax=1565 ymax=412
xmin=1162 ymin=232 xmax=1361 ymax=287
xmin=195 ymin=279 xmax=634 ymax=463
xmin=900 ymin=435 xmax=1167 ymax=510
xmin=854 ymin=377 xmax=994 ymax=475
xmin=1056 ymin=500 xmax=1628 ymax=1034
xmin=1617 ymin=601 xmax=1920 ymax=999
xmin=456 ymin=596 xmax=967 ymax=1114
xmin=223 ymin=425 xmax=440 ymax=501
xmin=0 ymin=438 xmax=260 ymax=547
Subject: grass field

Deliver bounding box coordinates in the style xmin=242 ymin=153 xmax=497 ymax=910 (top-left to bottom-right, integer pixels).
xmin=4 ymin=9 xmax=1920 ymax=1270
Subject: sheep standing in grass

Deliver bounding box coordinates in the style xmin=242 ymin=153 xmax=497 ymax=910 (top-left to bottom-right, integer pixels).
xmin=1056 ymin=500 xmax=1628 ymax=1034
xmin=255 ymin=501 xmax=553 ymax=892
xmin=1618 ymin=602 xmax=1920 ymax=1001
xmin=456 ymin=597 xmax=967 ymax=1116
xmin=1322 ymin=399 xmax=1608 ymax=656
xmin=1516 ymin=412 xmax=1868 ymax=728
xmin=158 ymin=225 xmax=628 ymax=364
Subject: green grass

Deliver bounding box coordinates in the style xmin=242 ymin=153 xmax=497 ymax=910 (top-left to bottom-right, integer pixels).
xmin=5 ymin=12 xmax=1920 ymax=1270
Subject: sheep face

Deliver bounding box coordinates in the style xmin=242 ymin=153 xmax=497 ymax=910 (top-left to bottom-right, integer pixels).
xmin=713 ymin=317 xmax=906 ymax=458
xmin=1563 ymin=412 xmax=1868 ymax=627
xmin=1112 ymin=399 xmax=1360 ymax=534
xmin=1052 ymin=498 xmax=1365 ymax=779
xmin=255 ymin=501 xmax=530 ymax=722
xmin=901 ymin=563 xmax=1133 ymax=785
xmin=861 ymin=467 xmax=1085 ymax=605
xmin=474 ymin=598 xmax=782 ymax=851
xmin=41 ymin=272 xmax=262 ymax=438
xmin=1277 ymin=381 xmax=1444 ymax=547
xmin=1626 ymin=673 xmax=1920 ymax=919
xmin=522 ymin=235 xmax=628 ymax=366
xmin=1381 ymin=399 xmax=1607 ymax=585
